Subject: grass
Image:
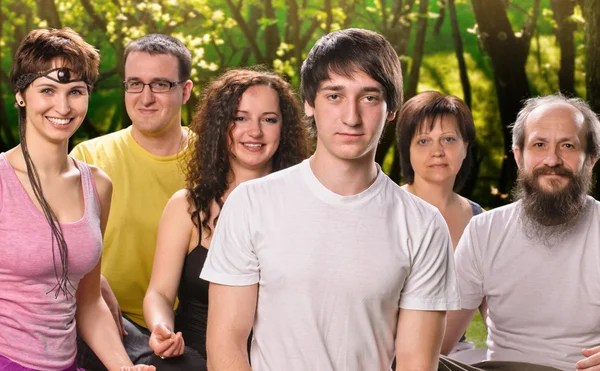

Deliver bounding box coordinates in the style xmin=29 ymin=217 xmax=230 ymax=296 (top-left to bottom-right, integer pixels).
xmin=466 ymin=312 xmax=488 ymax=349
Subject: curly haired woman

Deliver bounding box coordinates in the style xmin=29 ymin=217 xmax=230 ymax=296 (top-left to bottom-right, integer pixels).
xmin=143 ymin=68 xmax=310 ymax=368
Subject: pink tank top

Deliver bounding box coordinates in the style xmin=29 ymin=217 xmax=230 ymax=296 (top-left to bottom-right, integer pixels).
xmin=0 ymin=152 xmax=103 ymax=370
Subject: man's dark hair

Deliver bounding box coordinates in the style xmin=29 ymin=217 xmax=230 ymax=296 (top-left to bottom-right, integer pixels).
xmin=123 ymin=33 xmax=192 ymax=81
xmin=300 ymin=28 xmax=403 ymax=132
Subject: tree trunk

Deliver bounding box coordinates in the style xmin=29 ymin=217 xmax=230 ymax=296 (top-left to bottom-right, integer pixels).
xmin=405 ymin=0 xmax=429 ymax=100
xmin=551 ymin=0 xmax=576 ymax=96
xmin=449 ymin=0 xmax=471 ymax=108
xmin=375 ymin=1 xmax=417 ymax=179
xmin=36 ymin=0 xmax=62 ymax=28
xmin=471 ymin=0 xmax=536 ymax=196
xmin=584 ymin=0 xmax=600 ymax=198
xmin=434 ymin=0 xmax=446 ymax=36
xmin=264 ymin=0 xmax=280 ymax=66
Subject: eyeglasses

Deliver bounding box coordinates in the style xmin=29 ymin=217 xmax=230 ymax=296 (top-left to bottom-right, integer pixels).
xmin=123 ymin=80 xmax=186 ymax=93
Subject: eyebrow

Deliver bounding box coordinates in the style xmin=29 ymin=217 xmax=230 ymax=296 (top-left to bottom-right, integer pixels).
xmin=319 ymin=85 xmax=384 ymax=94
xmin=529 ymin=135 xmax=579 ymax=143
xmin=36 ymin=82 xmax=87 ymax=89
xmin=126 ymin=77 xmax=173 ymax=82
xmin=237 ymin=110 xmax=280 ymax=116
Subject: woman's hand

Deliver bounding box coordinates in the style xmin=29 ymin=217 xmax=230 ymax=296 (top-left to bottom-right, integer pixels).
xmin=119 ymin=365 xmax=156 ymax=371
xmin=149 ymin=322 xmax=185 ymax=358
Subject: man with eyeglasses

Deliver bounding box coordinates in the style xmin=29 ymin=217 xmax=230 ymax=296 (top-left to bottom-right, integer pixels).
xmin=71 ymin=34 xmax=194 ymax=369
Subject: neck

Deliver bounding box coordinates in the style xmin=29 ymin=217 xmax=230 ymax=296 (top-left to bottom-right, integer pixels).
xmin=405 ymin=177 xmax=457 ymax=212
xmin=310 ymin=147 xmax=378 ymax=196
xmin=130 ymin=122 xmax=187 ymax=156
xmin=15 ymin=129 xmax=70 ymax=176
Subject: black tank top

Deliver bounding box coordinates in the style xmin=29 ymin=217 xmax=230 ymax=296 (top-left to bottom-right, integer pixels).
xmin=174 ymin=245 xmax=210 ymax=358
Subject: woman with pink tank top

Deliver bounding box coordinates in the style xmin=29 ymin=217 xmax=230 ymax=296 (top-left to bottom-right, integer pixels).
xmin=0 ymin=28 xmax=154 ymax=371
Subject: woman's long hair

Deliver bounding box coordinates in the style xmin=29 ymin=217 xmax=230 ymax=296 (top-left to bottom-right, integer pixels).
xmin=185 ymin=68 xmax=310 ymax=240
xmin=10 ymin=28 xmax=100 ymax=297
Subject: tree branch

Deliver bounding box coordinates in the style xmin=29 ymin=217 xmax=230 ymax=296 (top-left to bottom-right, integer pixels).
xmin=79 ymin=0 xmax=107 ymax=31
xmin=391 ymin=0 xmax=416 ymax=29
xmin=434 ymin=0 xmax=447 ymax=36
xmin=380 ymin=0 xmax=389 ymax=33
xmin=521 ymin=0 xmax=541 ymax=54
xmin=224 ymin=0 xmax=265 ymax=63
xmin=298 ymin=19 xmax=321 ymax=52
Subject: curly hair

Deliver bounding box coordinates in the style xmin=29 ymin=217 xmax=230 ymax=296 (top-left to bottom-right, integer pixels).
xmin=186 ymin=68 xmax=310 ymax=238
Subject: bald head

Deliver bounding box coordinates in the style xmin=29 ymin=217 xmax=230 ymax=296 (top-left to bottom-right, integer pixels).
xmin=511 ymin=94 xmax=600 ymax=160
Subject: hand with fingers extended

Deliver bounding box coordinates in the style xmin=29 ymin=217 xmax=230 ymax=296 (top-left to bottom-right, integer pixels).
xmin=576 ymin=345 xmax=600 ymax=370
xmin=119 ymin=365 xmax=156 ymax=371
xmin=149 ymin=322 xmax=185 ymax=359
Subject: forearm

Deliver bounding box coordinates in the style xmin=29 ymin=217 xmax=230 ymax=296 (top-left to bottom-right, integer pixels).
xmin=206 ymin=341 xmax=252 ymax=371
xmin=440 ymin=308 xmax=477 ymax=355
xmin=143 ymin=289 xmax=176 ymax=332
xmin=395 ymin=310 xmax=446 ymax=371
xmin=76 ymin=297 xmax=133 ymax=370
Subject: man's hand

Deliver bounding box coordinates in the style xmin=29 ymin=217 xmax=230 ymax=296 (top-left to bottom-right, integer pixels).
xmin=100 ymin=275 xmax=127 ymax=337
xmin=119 ymin=365 xmax=156 ymax=371
xmin=149 ymin=322 xmax=184 ymax=358
xmin=576 ymin=346 xmax=600 ymax=370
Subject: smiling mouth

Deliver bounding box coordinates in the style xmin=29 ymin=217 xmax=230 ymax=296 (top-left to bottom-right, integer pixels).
xmin=46 ymin=117 xmax=72 ymax=125
xmin=243 ymin=143 xmax=264 ymax=148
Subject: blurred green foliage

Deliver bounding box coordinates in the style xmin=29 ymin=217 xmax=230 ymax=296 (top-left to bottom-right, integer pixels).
xmin=0 ymin=0 xmax=589 ymax=208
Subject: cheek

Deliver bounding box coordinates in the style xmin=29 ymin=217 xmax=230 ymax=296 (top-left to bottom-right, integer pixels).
xmin=409 ymin=146 xmax=425 ymax=168
xmin=266 ymin=124 xmax=282 ymax=143
xmin=226 ymin=125 xmax=237 ymax=147
xmin=74 ymin=98 xmax=90 ymax=113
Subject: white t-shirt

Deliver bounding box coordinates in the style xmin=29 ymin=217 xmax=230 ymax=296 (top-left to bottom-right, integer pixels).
xmin=201 ymin=159 xmax=460 ymax=371
xmin=456 ymin=197 xmax=600 ymax=370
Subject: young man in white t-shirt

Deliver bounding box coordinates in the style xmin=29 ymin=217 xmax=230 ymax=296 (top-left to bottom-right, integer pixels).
xmin=200 ymin=28 xmax=460 ymax=371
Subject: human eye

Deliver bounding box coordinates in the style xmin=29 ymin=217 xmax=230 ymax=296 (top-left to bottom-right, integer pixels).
xmin=40 ymin=88 xmax=53 ymax=94
xmin=363 ymin=95 xmax=380 ymax=103
xmin=234 ymin=116 xmax=247 ymax=122
xmin=326 ymin=94 xmax=340 ymax=101
xmin=153 ymin=81 xmax=170 ymax=89
xmin=532 ymin=142 xmax=545 ymax=148
xmin=416 ymin=138 xmax=429 ymax=145
xmin=70 ymin=89 xmax=85 ymax=95
xmin=562 ymin=143 xmax=575 ymax=149
xmin=264 ymin=117 xmax=279 ymax=124
xmin=128 ymin=81 xmax=142 ymax=88
xmin=443 ymin=136 xmax=457 ymax=143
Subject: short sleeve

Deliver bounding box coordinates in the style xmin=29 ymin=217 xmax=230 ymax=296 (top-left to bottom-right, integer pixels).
xmin=454 ymin=220 xmax=484 ymax=309
xmin=200 ymin=184 xmax=259 ymax=286
xmin=399 ymin=212 xmax=461 ymax=311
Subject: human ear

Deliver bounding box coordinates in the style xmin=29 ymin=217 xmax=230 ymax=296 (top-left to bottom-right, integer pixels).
xmin=304 ymin=100 xmax=315 ymax=118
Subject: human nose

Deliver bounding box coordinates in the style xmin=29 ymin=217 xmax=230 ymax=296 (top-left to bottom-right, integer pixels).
xmin=55 ymin=94 xmax=72 ymax=116
xmin=341 ymin=100 xmax=361 ymax=127
xmin=140 ymin=84 xmax=156 ymax=105
xmin=247 ymin=118 xmax=263 ymax=137
xmin=543 ymin=146 xmax=562 ymax=167
xmin=431 ymin=140 xmax=445 ymax=157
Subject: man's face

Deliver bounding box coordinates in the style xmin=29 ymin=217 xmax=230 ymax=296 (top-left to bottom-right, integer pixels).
xmin=514 ymin=103 xmax=591 ymax=194
xmin=304 ymin=70 xmax=395 ymax=163
xmin=124 ymin=51 xmax=192 ymax=136
xmin=513 ymin=103 xmax=595 ymax=229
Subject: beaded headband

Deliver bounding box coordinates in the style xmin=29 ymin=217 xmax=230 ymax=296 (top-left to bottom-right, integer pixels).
xmin=15 ymin=67 xmax=85 ymax=91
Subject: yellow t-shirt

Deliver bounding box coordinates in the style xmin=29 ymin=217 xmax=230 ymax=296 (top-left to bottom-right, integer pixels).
xmin=71 ymin=126 xmax=189 ymax=328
